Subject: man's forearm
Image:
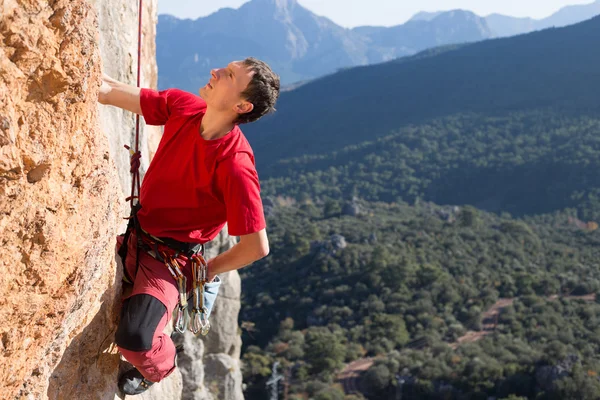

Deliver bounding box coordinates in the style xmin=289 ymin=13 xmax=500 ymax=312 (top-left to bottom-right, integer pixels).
xmin=207 ymin=231 xmax=269 ymax=281
xmin=98 ymin=74 xmax=143 ymax=115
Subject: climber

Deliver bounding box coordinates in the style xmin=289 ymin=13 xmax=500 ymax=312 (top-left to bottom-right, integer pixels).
xmin=98 ymin=57 xmax=280 ymax=395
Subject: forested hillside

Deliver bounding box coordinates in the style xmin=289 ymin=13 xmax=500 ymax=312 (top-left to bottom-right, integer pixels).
xmin=240 ymin=200 xmax=600 ymax=399
xmin=258 ymin=112 xmax=600 ymax=218
xmin=237 ymin=11 xmax=600 ymax=400
xmin=244 ymin=16 xmax=600 ymax=218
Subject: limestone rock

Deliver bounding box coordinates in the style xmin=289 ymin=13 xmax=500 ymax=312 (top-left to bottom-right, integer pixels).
xmin=93 ymin=0 xmax=161 ymax=200
xmin=310 ymin=234 xmax=347 ymax=255
xmin=535 ymin=354 xmax=581 ymax=392
xmin=0 ymin=1 xmax=123 ymax=398
xmin=0 ymin=1 xmax=245 ymax=399
xmin=175 ymin=332 xmax=214 ymax=400
xmin=198 ymin=226 xmax=245 ymax=399
xmin=126 ymin=366 xmax=184 ymax=400
xmin=203 ymin=354 xmax=244 ymax=400
xmin=203 ymin=227 xmax=243 ymax=359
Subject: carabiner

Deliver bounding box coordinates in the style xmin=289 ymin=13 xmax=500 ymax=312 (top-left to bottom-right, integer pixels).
xmin=190 ymin=308 xmax=210 ymax=335
xmin=174 ymin=305 xmax=189 ymax=333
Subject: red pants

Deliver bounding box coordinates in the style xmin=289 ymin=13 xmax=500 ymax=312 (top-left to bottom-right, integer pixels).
xmin=115 ymin=232 xmax=194 ymax=382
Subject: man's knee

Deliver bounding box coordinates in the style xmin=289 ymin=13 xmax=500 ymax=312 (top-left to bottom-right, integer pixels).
xmin=116 ymin=294 xmax=166 ymax=352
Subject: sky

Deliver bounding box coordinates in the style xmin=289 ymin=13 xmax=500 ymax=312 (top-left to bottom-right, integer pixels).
xmin=157 ymin=0 xmax=596 ymax=28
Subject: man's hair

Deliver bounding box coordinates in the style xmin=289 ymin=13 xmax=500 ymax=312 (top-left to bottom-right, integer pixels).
xmin=236 ymin=57 xmax=280 ymax=124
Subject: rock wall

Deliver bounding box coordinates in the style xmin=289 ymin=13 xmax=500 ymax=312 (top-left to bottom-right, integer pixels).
xmin=93 ymin=0 xmax=161 ymax=196
xmin=0 ymin=0 xmax=123 ymax=398
xmin=0 ymin=1 xmax=245 ymax=399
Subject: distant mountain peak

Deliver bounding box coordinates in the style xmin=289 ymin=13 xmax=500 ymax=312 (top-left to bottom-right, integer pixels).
xmin=410 ymin=9 xmax=479 ymax=22
xmin=410 ymin=11 xmax=444 ymax=22
xmin=434 ymin=9 xmax=479 ymax=20
xmin=250 ymin=0 xmax=298 ymax=9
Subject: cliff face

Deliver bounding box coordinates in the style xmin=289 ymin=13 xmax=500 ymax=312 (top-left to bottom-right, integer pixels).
xmin=0 ymin=1 xmax=123 ymax=398
xmin=94 ymin=0 xmax=161 ymax=193
xmin=0 ymin=1 xmax=244 ymax=399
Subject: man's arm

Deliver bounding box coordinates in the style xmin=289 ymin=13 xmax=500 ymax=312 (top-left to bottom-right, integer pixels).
xmin=206 ymin=229 xmax=269 ymax=282
xmin=98 ymin=74 xmax=142 ymax=115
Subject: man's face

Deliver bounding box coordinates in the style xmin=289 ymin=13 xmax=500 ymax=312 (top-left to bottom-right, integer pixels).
xmin=199 ymin=61 xmax=254 ymax=116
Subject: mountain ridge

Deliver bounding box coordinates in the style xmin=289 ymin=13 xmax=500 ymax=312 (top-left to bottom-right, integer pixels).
xmin=244 ymin=15 xmax=600 ymax=217
xmin=157 ymin=2 xmax=498 ymax=89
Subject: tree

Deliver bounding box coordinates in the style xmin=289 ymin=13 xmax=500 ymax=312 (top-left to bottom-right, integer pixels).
xmin=241 ymin=346 xmax=272 ymax=380
xmin=304 ymin=327 xmax=346 ymax=375
xmin=314 ymin=386 xmax=345 ymax=400
xmin=362 ymin=364 xmax=391 ymax=395
xmin=364 ymin=314 xmax=409 ymax=349
xmin=324 ymin=198 xmax=342 ymax=218
xmin=459 ymin=206 xmax=479 ymax=227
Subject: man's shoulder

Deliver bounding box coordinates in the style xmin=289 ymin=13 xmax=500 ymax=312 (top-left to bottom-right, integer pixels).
xmin=219 ymin=127 xmax=254 ymax=155
xmin=217 ymin=131 xmax=257 ymax=173
xmin=164 ymin=88 xmax=207 ymax=116
xmin=234 ymin=127 xmax=254 ymax=152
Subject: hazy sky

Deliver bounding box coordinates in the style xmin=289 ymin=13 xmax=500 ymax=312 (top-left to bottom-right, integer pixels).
xmin=157 ymin=0 xmax=596 ymax=27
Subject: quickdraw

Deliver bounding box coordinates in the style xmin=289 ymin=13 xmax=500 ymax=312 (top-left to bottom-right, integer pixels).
xmin=161 ymin=251 xmax=189 ymax=334
xmin=190 ymin=254 xmax=211 ymax=335
xmin=157 ymin=250 xmax=211 ymax=336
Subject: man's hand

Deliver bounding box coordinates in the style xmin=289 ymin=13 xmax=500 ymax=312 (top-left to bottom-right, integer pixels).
xmin=206 ymin=229 xmax=269 ymax=281
xmin=98 ymin=74 xmax=113 ymax=104
xmin=97 ymin=74 xmax=143 ymax=115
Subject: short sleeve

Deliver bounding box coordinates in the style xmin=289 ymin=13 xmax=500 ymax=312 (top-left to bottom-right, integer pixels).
xmin=216 ymin=153 xmax=266 ymax=236
xmin=140 ymin=88 xmax=206 ymax=125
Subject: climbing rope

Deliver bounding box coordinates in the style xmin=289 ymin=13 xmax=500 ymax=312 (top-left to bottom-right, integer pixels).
xmin=124 ymin=0 xmax=144 ymax=208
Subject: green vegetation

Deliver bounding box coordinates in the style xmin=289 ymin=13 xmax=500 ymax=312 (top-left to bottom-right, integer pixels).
xmin=239 ymin=200 xmax=600 ymax=399
xmin=258 ymin=111 xmax=600 ymax=217
xmin=247 ymin=16 xmax=600 ymax=165
xmin=235 ymin=15 xmax=600 ymax=400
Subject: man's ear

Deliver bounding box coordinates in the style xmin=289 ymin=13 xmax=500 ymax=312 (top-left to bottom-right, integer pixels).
xmin=235 ymin=100 xmax=254 ymax=115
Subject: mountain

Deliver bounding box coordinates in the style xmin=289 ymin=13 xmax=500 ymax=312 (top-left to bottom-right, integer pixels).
xmin=157 ymin=0 xmax=368 ymax=90
xmin=485 ymin=13 xmax=536 ymax=37
xmin=536 ymin=0 xmax=600 ymax=29
xmin=157 ymin=0 xmax=600 ymax=90
xmin=409 ymin=11 xmax=445 ymax=21
xmin=352 ymin=10 xmax=492 ymax=56
xmin=157 ymin=1 xmax=493 ymax=89
xmin=486 ymin=0 xmax=600 ymax=36
xmin=245 ymin=16 xmax=600 ymax=217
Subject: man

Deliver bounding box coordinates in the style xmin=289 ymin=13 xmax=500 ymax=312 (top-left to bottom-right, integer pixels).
xmin=98 ymin=57 xmax=280 ymax=395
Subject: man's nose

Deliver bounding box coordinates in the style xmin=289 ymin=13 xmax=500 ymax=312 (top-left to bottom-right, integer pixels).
xmin=210 ymin=69 xmax=220 ymax=80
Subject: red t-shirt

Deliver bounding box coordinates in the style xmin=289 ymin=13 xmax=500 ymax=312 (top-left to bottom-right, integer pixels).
xmin=136 ymin=88 xmax=266 ymax=243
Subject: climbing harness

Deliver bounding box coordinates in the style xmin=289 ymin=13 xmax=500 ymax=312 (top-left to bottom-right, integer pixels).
xmin=121 ymin=208 xmax=211 ymax=335
xmin=117 ymin=0 xmax=212 ymax=336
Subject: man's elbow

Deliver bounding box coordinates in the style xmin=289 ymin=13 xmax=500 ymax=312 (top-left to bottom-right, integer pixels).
xmin=257 ymin=242 xmax=270 ymax=259
xmin=241 ymin=230 xmax=270 ymax=262
xmin=253 ymin=234 xmax=270 ymax=260
xmin=253 ymin=237 xmax=269 ymax=260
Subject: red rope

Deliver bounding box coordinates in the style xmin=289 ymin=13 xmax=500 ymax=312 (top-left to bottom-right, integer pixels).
xmin=127 ymin=0 xmax=143 ymax=209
